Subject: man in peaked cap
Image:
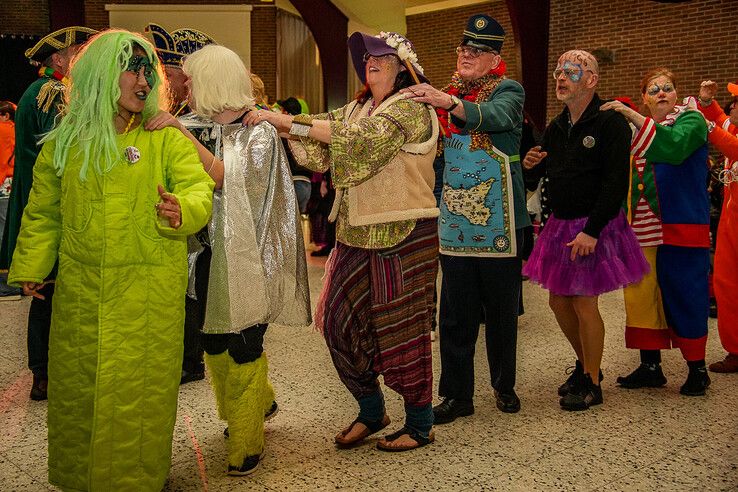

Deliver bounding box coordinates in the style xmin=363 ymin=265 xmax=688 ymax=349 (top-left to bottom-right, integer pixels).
xmin=145 ymin=23 xmax=216 ymax=384
xmin=145 ymin=23 xmax=216 ymax=115
xmin=402 ymin=14 xmax=529 ymax=419
xmin=0 ymin=26 xmax=96 ymax=401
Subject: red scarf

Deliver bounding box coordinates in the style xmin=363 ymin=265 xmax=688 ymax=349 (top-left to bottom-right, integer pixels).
xmin=437 ymin=60 xmax=507 ymax=138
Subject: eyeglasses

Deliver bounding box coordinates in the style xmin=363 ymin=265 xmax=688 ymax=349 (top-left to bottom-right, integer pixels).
xmin=362 ymin=52 xmax=398 ymax=63
xmin=645 ymin=83 xmax=675 ymax=96
xmin=455 ymin=46 xmax=496 ymax=58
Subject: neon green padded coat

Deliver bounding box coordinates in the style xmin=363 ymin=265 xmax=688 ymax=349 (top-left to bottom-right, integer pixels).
xmin=8 ymin=126 xmax=214 ymax=491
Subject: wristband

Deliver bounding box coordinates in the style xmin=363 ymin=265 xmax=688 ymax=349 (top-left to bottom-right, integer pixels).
xmin=289 ymin=122 xmax=312 ymax=137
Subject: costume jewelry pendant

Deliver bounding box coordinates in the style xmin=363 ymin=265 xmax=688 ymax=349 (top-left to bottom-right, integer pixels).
xmin=582 ymin=135 xmax=595 ymax=148
xmin=125 ymin=146 xmax=141 ymax=164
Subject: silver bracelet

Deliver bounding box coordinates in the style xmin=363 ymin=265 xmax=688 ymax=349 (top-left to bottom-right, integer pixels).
xmin=289 ymin=122 xmax=311 ymax=137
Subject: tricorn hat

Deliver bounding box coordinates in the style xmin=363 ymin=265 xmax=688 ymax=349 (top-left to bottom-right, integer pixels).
xmin=461 ymin=14 xmax=505 ymax=53
xmin=25 ymin=26 xmax=97 ymax=65
xmin=145 ymin=23 xmax=216 ymax=68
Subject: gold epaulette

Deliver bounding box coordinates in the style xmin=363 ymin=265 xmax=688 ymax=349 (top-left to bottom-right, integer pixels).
xmin=36 ymin=79 xmax=66 ymax=113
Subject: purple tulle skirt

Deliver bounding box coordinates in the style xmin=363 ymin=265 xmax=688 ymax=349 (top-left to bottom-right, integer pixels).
xmin=523 ymin=211 xmax=649 ymax=296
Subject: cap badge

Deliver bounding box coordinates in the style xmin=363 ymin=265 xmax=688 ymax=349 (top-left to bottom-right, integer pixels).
xmin=475 ymin=17 xmax=488 ymax=30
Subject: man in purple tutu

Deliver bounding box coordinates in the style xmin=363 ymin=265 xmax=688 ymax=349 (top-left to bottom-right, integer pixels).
xmin=522 ymin=50 xmax=648 ymax=411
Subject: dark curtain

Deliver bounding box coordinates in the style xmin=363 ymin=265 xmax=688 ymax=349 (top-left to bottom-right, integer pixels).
xmin=0 ymin=34 xmax=43 ymax=104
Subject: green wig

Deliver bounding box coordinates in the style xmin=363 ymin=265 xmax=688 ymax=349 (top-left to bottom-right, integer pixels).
xmin=42 ymin=29 xmax=169 ymax=180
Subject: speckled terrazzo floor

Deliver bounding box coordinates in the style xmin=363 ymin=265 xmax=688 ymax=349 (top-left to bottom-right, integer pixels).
xmin=1 ymin=253 xmax=737 ymax=491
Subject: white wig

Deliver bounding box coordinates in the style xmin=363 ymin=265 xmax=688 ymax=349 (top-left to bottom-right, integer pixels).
xmin=183 ymin=44 xmax=254 ymax=118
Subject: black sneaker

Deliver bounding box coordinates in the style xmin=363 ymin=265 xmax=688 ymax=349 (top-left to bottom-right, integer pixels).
xmin=558 ymin=361 xmax=603 ymax=396
xmin=557 ymin=361 xmax=583 ymax=397
xmin=432 ymin=398 xmax=474 ymax=425
xmin=227 ymin=454 xmax=261 ymax=476
xmin=680 ymin=367 xmax=711 ymax=396
xmin=225 ymin=401 xmax=279 ymax=438
xmin=560 ymin=374 xmax=603 ymax=411
xmin=616 ymin=364 xmax=667 ymax=389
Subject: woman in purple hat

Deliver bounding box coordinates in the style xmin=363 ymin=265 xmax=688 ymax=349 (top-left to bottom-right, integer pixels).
xmin=246 ymin=31 xmax=440 ymax=451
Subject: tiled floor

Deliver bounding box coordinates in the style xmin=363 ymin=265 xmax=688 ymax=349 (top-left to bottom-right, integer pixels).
xmin=1 ymin=255 xmax=737 ymax=491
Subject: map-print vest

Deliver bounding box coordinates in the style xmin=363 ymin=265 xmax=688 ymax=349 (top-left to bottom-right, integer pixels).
xmin=440 ymin=133 xmax=517 ymax=257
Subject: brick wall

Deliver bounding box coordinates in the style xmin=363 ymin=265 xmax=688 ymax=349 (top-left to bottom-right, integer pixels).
xmin=1 ymin=0 xmax=50 ymax=35
xmin=407 ymin=2 xmax=520 ymax=88
xmin=547 ymin=0 xmax=738 ymax=122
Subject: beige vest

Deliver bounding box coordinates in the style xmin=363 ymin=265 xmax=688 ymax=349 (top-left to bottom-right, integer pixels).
xmin=331 ymin=93 xmax=440 ymax=227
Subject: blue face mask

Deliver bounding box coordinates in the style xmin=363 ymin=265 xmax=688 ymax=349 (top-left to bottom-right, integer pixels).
xmin=125 ymin=55 xmax=156 ymax=89
xmin=553 ymin=61 xmax=585 ymax=82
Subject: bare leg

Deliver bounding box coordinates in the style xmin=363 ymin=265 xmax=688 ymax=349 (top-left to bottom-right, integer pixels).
xmin=572 ymin=295 xmax=604 ymax=380
xmin=549 ymin=293 xmax=583 ymax=362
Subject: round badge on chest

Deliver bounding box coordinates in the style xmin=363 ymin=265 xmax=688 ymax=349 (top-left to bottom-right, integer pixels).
xmin=582 ymin=136 xmax=595 ymax=148
xmin=124 ymin=146 xmax=141 ymax=164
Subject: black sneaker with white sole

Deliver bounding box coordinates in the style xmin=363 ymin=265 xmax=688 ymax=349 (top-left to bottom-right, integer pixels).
xmin=227 ymin=454 xmax=261 ymax=476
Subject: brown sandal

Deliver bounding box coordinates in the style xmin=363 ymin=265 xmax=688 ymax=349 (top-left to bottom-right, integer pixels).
xmin=376 ymin=427 xmax=435 ymax=452
xmin=334 ymin=414 xmax=390 ymax=448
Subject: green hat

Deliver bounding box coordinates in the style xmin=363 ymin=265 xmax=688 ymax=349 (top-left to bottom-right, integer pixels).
xmin=25 ymin=26 xmax=97 ymax=64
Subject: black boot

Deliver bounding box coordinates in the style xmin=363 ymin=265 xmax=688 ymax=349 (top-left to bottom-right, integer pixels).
xmin=560 ymin=374 xmax=603 ymax=411
xmin=680 ymin=365 xmax=711 ymax=396
xmin=616 ymin=363 xmax=667 ymax=389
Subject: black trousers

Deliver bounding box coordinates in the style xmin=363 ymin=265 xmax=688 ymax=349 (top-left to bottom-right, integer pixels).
xmin=202 ymin=324 xmax=267 ymax=364
xmin=27 ymin=283 xmax=54 ymax=379
xmin=182 ymin=247 xmax=210 ymax=374
xmin=438 ymin=249 xmax=522 ymax=399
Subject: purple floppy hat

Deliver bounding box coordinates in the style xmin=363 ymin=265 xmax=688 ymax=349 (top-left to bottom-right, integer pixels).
xmin=347 ymin=31 xmax=428 ymax=85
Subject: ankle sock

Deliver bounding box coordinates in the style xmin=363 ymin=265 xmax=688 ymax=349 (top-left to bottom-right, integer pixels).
xmin=687 ymin=360 xmax=706 ymax=372
xmin=640 ymin=349 xmax=661 ymax=365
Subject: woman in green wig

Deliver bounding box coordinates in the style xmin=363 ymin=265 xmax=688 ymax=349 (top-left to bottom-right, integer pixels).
xmin=8 ymin=29 xmax=214 ymax=491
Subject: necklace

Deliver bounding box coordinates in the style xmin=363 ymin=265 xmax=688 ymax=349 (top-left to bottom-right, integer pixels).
xmin=118 ymin=112 xmax=136 ymax=133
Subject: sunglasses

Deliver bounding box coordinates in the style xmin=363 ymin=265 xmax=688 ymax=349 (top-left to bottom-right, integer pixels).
xmin=645 ymin=83 xmax=675 ymax=96
xmin=362 ymin=52 xmax=398 ymax=63
xmin=125 ymin=55 xmax=156 ymax=89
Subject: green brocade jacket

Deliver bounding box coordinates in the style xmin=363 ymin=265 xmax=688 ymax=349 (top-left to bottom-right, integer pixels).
xmin=0 ymin=76 xmax=63 ymax=271
xmin=294 ymin=97 xmax=432 ymax=249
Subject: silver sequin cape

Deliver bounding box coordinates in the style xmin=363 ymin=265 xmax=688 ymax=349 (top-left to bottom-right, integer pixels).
xmin=181 ymin=115 xmax=312 ymax=332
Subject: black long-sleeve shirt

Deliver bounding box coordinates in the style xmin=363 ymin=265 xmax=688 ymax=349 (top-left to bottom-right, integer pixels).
xmin=524 ymin=94 xmax=631 ymax=238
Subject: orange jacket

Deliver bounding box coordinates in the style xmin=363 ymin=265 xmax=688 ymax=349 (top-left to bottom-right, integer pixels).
xmin=0 ymin=120 xmax=14 ymax=184
xmin=698 ymin=100 xmax=738 ymax=161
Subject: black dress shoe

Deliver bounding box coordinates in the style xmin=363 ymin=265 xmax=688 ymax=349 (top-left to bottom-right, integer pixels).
xmin=30 ymin=375 xmax=48 ymax=401
xmin=180 ymin=370 xmax=205 ymax=385
xmin=432 ymin=398 xmax=474 ymax=425
xmin=494 ymin=390 xmax=520 ymax=413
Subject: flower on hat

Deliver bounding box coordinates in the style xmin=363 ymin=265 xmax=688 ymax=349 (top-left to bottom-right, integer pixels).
xmin=378 ymin=32 xmax=423 ymax=73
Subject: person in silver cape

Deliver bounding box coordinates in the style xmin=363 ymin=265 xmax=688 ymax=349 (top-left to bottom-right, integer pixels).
xmin=146 ymin=44 xmax=311 ymax=475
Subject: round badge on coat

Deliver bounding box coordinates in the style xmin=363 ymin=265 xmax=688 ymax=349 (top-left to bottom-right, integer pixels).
xmin=125 ymin=146 xmax=141 ymax=164
xmin=582 ymin=136 xmax=595 ymax=148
